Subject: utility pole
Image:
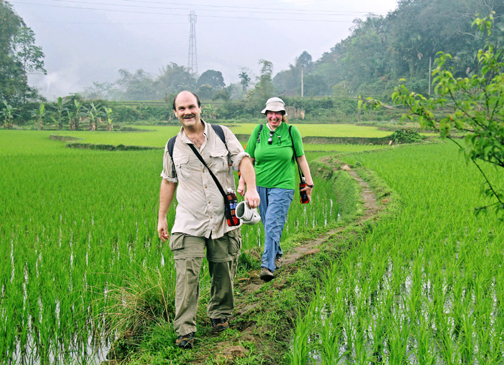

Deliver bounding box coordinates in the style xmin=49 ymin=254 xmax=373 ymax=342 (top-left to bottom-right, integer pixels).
xmin=301 ymin=66 xmax=304 ymax=97
xmin=188 ymin=11 xmax=197 ymax=74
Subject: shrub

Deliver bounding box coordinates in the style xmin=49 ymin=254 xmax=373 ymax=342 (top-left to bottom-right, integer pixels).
xmin=389 ymin=128 xmax=424 ymax=144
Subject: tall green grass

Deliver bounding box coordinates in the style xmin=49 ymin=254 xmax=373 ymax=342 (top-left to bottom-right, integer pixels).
xmin=290 ymin=142 xmax=504 ymax=364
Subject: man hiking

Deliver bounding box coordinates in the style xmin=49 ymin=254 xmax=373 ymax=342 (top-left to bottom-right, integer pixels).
xmin=158 ymin=91 xmax=260 ymax=349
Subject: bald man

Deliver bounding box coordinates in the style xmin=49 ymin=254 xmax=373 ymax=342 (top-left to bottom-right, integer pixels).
xmin=158 ymin=91 xmax=260 ymax=349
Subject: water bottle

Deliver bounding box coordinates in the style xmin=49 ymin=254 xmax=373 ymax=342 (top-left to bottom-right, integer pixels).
xmin=299 ymin=177 xmax=309 ymax=204
xmin=226 ymin=188 xmax=240 ymax=226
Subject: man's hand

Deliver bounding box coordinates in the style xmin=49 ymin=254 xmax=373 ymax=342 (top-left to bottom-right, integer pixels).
xmin=245 ymin=189 xmax=260 ymax=209
xmin=238 ymin=156 xmax=259 ymax=207
xmin=158 ymin=179 xmax=177 ymax=242
xmin=237 ymin=176 xmax=246 ymax=196
xmin=158 ymin=219 xmax=170 ymax=242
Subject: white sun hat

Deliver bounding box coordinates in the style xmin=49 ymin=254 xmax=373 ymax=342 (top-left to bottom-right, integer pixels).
xmin=261 ymin=97 xmax=287 ymax=115
xmin=236 ymin=201 xmax=261 ymax=225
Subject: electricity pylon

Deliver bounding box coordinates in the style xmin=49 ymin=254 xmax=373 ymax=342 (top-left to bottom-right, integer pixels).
xmin=188 ymin=11 xmax=197 ymax=74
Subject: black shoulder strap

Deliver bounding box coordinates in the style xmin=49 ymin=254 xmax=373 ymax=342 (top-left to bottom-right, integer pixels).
xmin=210 ymin=124 xmax=231 ymax=166
xmin=211 ymin=124 xmax=227 ymax=149
xmin=256 ymin=124 xmax=264 ymax=143
xmin=167 ymin=124 xmax=229 ymax=177
xmin=288 ymin=125 xmax=304 ymax=180
xmin=288 ymin=125 xmax=296 ymax=159
xmin=167 ymin=135 xmax=177 ymax=177
xmin=168 ymin=135 xmax=176 ymax=158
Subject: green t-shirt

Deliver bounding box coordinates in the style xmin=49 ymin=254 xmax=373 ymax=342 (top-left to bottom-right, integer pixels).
xmin=245 ymin=122 xmax=304 ymax=189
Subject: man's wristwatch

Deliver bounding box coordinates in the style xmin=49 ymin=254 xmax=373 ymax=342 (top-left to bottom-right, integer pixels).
xmin=307 ymin=184 xmax=314 ymax=188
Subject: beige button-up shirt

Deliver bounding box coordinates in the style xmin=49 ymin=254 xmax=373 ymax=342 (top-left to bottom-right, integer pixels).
xmin=161 ymin=121 xmax=249 ymax=239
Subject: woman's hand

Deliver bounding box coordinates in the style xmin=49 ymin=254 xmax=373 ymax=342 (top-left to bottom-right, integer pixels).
xmin=300 ymin=185 xmax=313 ymax=201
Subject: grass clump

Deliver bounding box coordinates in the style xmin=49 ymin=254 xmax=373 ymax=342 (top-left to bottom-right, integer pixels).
xmin=103 ymin=265 xmax=176 ymax=362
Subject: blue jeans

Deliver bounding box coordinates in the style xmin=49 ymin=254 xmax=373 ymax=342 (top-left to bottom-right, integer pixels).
xmin=257 ymin=187 xmax=294 ymax=272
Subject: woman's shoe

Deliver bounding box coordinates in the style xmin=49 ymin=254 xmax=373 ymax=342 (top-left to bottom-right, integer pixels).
xmin=260 ymin=267 xmax=274 ymax=281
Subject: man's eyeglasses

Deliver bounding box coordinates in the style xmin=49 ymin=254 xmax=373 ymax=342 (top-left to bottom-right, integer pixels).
xmin=268 ymin=131 xmax=274 ymax=145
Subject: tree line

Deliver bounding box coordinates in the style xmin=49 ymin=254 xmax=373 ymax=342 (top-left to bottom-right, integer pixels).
xmin=1 ymin=0 xmax=503 ymax=128
xmin=311 ymin=0 xmax=504 ymax=99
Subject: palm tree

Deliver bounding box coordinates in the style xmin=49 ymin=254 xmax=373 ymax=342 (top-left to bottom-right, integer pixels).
xmin=239 ymin=71 xmax=251 ymax=94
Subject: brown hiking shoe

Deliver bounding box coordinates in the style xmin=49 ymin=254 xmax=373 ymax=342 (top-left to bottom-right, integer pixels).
xmin=211 ymin=318 xmax=229 ymax=332
xmin=260 ymin=267 xmax=274 ymax=282
xmin=175 ymin=332 xmax=195 ymax=349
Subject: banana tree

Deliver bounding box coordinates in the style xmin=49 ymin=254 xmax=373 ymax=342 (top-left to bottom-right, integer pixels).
xmin=1 ymin=102 xmax=16 ymax=129
xmin=72 ymin=100 xmax=83 ymax=130
xmin=54 ymin=97 xmax=65 ymax=130
xmin=102 ymin=106 xmax=114 ymax=131
xmin=66 ymin=110 xmax=75 ymax=131
xmin=33 ymin=103 xmax=45 ymax=130
xmin=86 ymin=102 xmax=101 ymax=131
xmin=205 ymin=104 xmax=217 ymax=120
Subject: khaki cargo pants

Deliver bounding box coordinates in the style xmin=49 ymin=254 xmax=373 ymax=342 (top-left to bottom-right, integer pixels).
xmin=169 ymin=229 xmax=241 ymax=336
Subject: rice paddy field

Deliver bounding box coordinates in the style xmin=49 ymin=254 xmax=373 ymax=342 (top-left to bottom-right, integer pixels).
xmin=290 ymin=142 xmax=504 ymax=364
xmin=0 ymin=128 xmax=352 ymax=364
xmin=3 ymin=125 xmax=501 ymax=364
xmin=47 ymin=123 xmax=393 ymax=150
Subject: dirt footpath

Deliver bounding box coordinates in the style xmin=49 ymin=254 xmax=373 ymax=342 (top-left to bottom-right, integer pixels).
xmin=190 ymin=160 xmax=383 ymax=364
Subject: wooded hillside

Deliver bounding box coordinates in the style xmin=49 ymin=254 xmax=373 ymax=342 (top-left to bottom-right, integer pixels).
xmin=294 ymin=0 xmax=504 ymax=99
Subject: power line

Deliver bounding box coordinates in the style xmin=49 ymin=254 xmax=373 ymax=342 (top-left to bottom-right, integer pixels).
xmin=15 ymin=0 xmax=383 ymax=17
xmin=112 ymin=0 xmax=378 ymax=15
xmin=11 ymin=1 xmax=384 ymax=22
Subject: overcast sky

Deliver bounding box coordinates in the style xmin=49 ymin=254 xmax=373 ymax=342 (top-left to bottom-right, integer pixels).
xmin=10 ymin=0 xmax=399 ymax=99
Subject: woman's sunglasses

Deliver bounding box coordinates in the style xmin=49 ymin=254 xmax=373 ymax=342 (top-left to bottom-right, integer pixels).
xmin=267 ymin=131 xmax=274 ymax=144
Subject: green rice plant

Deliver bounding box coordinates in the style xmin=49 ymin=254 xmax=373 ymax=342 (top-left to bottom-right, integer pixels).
xmin=349 ymin=303 xmax=372 ymax=364
xmin=385 ymin=311 xmax=411 ymax=364
xmin=412 ymin=308 xmax=437 ymax=365
xmin=290 ymin=142 xmax=504 ymax=364
xmin=318 ymin=308 xmax=347 ymax=364
xmin=289 ymin=302 xmax=316 ymax=365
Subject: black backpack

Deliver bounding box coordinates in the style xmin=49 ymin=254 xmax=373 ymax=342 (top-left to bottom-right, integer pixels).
xmin=167 ymin=124 xmax=228 ymax=177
